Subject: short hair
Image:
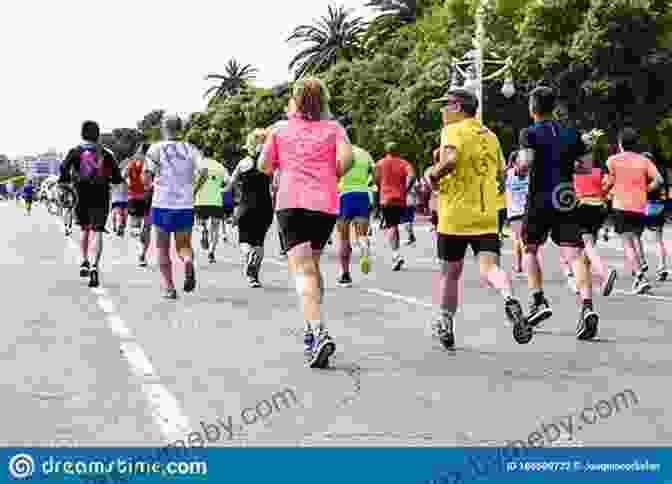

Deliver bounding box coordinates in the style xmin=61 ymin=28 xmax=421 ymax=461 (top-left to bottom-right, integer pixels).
xmin=385 ymin=142 xmax=400 ymax=155
xmin=641 ymin=151 xmax=654 ymax=161
xmin=81 ymin=120 xmax=100 ymax=143
xmin=446 ymin=89 xmax=478 ymax=117
xmin=292 ymin=77 xmax=330 ymax=121
xmin=618 ymin=127 xmax=639 ymax=151
xmin=162 ymin=114 xmax=182 ymax=134
xmin=529 ymin=86 xmax=556 ymax=116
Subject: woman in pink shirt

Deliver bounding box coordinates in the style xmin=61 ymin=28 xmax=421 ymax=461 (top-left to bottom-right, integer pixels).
xmin=259 ymin=77 xmax=353 ymax=369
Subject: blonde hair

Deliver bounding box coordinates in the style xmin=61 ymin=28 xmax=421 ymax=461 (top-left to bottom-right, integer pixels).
xmin=245 ymin=128 xmax=267 ymax=155
xmin=292 ymin=77 xmax=331 ymax=121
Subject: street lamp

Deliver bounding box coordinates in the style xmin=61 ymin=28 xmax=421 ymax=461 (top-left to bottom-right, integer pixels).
xmin=440 ymin=0 xmax=516 ymax=119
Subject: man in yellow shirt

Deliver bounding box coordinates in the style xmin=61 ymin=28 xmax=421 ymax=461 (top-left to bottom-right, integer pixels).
xmin=428 ymin=89 xmax=529 ymax=348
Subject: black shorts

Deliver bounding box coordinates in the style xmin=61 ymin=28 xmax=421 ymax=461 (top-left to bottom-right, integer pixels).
xmin=276 ymin=208 xmax=337 ymax=252
xmin=237 ymin=208 xmax=273 ymax=246
xmin=576 ymin=203 xmax=607 ymax=238
xmin=431 ymin=210 xmax=438 ymax=227
xmin=613 ymin=210 xmax=645 ymax=236
xmin=381 ymin=205 xmax=403 ymax=228
xmin=75 ymin=203 xmax=108 ymax=231
xmin=437 ymin=233 xmax=501 ymax=262
xmin=194 ymin=205 xmax=225 ymax=220
xmin=223 ymin=207 xmax=235 ymax=219
xmin=128 ymin=198 xmax=150 ymax=217
xmin=522 ymin=207 xmax=584 ymax=248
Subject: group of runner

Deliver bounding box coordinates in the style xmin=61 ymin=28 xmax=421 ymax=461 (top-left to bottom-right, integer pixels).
xmin=19 ymin=79 xmax=671 ymax=369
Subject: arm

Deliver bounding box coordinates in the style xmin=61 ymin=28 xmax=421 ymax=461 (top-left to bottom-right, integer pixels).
xmin=108 ymin=151 xmax=123 ymax=185
xmin=336 ymin=141 xmax=353 ymax=177
xmin=192 ymin=149 xmax=209 ymax=197
xmin=404 ymin=161 xmax=417 ymax=196
xmin=429 ymin=145 xmax=457 ymax=189
xmin=258 ymin=130 xmax=276 ymax=176
xmin=223 ymin=159 xmax=249 ymax=192
xmin=647 ymin=161 xmax=663 ymax=193
xmin=602 ymin=159 xmax=615 ymax=194
xmin=58 ymin=150 xmax=75 ymax=184
xmin=516 ymin=128 xmax=534 ymax=176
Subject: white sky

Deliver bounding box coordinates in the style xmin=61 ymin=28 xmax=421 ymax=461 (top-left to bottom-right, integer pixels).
xmin=0 ymin=0 xmax=376 ymax=158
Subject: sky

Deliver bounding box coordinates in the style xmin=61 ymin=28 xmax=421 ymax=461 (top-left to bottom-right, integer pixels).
xmin=0 ymin=0 xmax=377 ymax=158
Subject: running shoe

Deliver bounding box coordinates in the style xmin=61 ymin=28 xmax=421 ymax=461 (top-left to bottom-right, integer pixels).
xmin=656 ymin=268 xmax=669 ymax=282
xmin=117 ymin=225 xmax=125 ymax=237
xmin=163 ymin=288 xmax=178 ymax=300
xmin=138 ymin=255 xmax=148 ymax=268
xmin=527 ymin=295 xmax=552 ymax=327
xmin=130 ymin=227 xmax=141 ymax=238
xmin=88 ymin=268 xmax=99 ymax=288
xmin=200 ymin=228 xmax=209 ymax=251
xmin=405 ymin=234 xmax=416 ymax=246
xmin=360 ymin=255 xmax=370 ymax=275
xmin=431 ymin=316 xmax=455 ymax=349
xmin=184 ymin=263 xmax=196 ymax=292
xmin=632 ymin=276 xmax=651 ymax=295
xmin=576 ymin=305 xmax=599 ymax=340
xmin=246 ymin=251 xmax=259 ymax=280
xmin=505 ymin=298 xmax=532 ymax=344
xmin=337 ymin=273 xmax=352 ymax=287
xmin=601 ymin=269 xmax=618 ymax=296
xmin=303 ymin=331 xmax=315 ymax=360
xmin=65 ymin=227 xmax=72 ymax=237
xmin=248 ymin=276 xmax=261 ymax=288
xmin=79 ymin=261 xmax=90 ymax=278
xmin=309 ymin=329 xmax=336 ymax=369
xmin=392 ymin=257 xmax=405 ymax=271
xmin=208 ymin=252 xmax=216 ymax=264
xmin=642 ymin=262 xmax=649 ymax=273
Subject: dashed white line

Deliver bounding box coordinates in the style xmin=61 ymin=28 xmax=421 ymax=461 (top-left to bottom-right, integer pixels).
xmin=52 ymin=216 xmax=194 ymax=445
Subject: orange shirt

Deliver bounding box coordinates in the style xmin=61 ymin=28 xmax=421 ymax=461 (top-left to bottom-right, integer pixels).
xmin=606 ymin=152 xmax=656 ymax=214
xmin=126 ymin=158 xmax=146 ymax=200
xmin=375 ymin=155 xmax=411 ymax=206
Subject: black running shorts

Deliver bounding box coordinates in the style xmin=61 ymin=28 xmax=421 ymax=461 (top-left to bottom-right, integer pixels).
xmin=194 ymin=205 xmax=225 ymax=220
xmin=238 ymin=208 xmax=273 ymax=246
xmin=613 ymin=209 xmax=645 ymax=236
xmin=381 ymin=205 xmax=403 ymax=228
xmin=437 ymin=233 xmax=501 ymax=262
xmin=276 ymin=208 xmax=337 ymax=252
xmin=522 ymin=206 xmax=584 ymax=248
xmin=576 ymin=203 xmax=607 ymax=239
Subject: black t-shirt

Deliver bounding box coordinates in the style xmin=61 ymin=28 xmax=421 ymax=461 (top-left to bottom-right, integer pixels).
xmin=59 ymin=143 xmax=122 ymax=205
xmin=519 ymin=121 xmax=587 ymax=210
xmin=233 ymin=158 xmax=272 ymax=212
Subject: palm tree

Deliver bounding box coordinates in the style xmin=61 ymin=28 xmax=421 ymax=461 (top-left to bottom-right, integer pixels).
xmin=287 ymin=5 xmax=367 ymax=80
xmin=365 ymin=0 xmax=425 ymax=24
xmin=203 ymin=59 xmax=259 ymax=101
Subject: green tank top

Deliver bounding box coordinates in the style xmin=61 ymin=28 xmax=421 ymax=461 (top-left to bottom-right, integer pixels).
xmin=194 ymin=158 xmax=228 ymax=207
xmin=341 ymin=145 xmax=373 ymax=194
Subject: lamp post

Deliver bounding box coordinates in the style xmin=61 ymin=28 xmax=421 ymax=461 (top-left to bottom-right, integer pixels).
xmin=446 ymin=0 xmax=516 ymax=120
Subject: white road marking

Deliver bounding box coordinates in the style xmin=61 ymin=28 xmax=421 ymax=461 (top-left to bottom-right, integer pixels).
xmin=363 ymin=288 xmax=433 ymax=308
xmin=51 ymin=216 xmax=194 ymax=445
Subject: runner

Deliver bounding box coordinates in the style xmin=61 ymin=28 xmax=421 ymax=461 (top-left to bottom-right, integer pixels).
xmin=335 ymin=142 xmax=374 ymax=287
xmin=603 ymin=130 xmax=662 ymax=294
xmin=226 ymin=129 xmax=274 ymax=287
xmin=429 ymin=88 xmax=527 ymax=348
xmin=574 ymin=130 xmax=617 ymax=296
xmin=505 ymin=150 xmax=529 ymax=278
xmin=375 ymin=142 xmax=415 ymax=271
xmin=641 ymin=152 xmax=670 ymax=282
xmin=401 ymin=166 xmax=418 ymax=246
xmin=145 ymin=114 xmax=208 ymax=299
xmin=124 ymin=144 xmax=153 ymax=267
xmin=193 ymin=149 xmax=228 ymax=264
xmin=221 ymin=167 xmax=235 ymax=244
xmin=272 ymin=170 xmax=288 ymax=257
xmin=57 ymin=181 xmax=77 ymax=237
xmin=22 ymin=179 xmax=34 ymax=215
xmin=58 ymin=120 xmax=122 ymax=288
xmin=516 ymin=86 xmax=599 ymax=340
xmin=423 ymin=147 xmax=440 ymax=238
xmin=258 ymin=77 xmax=352 ymax=369
xmin=109 ymin=156 xmax=129 ymax=237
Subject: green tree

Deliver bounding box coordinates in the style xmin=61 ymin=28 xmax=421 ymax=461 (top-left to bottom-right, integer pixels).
xmin=203 ymin=59 xmax=259 ymax=103
xmin=287 ymin=5 xmax=367 ymax=79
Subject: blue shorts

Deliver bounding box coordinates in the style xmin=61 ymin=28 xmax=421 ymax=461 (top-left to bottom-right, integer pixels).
xmin=111 ymin=201 xmax=128 ymax=209
xmin=338 ymin=192 xmax=370 ymax=220
xmin=151 ymin=207 xmax=194 ymax=233
xmin=400 ymin=206 xmax=416 ymax=224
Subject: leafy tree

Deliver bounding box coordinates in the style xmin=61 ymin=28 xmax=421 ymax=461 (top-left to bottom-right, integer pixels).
xmin=137 ymin=109 xmax=166 ymax=143
xmin=287 ymin=5 xmax=367 ymax=79
xmin=203 ymin=59 xmax=259 ymax=103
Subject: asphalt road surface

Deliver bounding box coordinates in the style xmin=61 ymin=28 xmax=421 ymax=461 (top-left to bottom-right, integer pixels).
xmin=2 ymin=200 xmax=671 ymax=448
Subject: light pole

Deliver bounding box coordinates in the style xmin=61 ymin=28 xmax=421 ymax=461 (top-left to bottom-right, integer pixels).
xmin=445 ymin=0 xmax=516 ymax=120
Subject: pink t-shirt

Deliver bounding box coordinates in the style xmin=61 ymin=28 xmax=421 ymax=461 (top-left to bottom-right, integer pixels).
xmin=262 ymin=112 xmax=348 ymax=215
xmin=607 ymin=152 xmax=653 ymax=213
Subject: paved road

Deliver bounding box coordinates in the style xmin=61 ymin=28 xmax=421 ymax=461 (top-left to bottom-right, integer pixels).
xmin=2 ymin=200 xmax=671 ymax=448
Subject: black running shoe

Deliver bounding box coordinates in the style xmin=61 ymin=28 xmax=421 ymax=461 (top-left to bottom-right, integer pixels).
xmin=79 ymin=261 xmax=90 ymax=278
xmin=309 ymin=330 xmax=336 ymax=369
xmin=392 ymin=257 xmax=404 ymax=271
xmin=246 ymin=252 xmax=259 ymax=279
xmin=527 ymin=295 xmax=552 ymax=327
xmin=88 ymin=268 xmax=99 ymax=288
xmin=200 ymin=229 xmax=209 ymax=251
xmin=248 ymin=276 xmax=261 ymax=288
xmin=576 ymin=306 xmax=599 ymax=340
xmin=656 ymin=268 xmax=669 ymax=282
xmin=184 ymin=263 xmax=196 ymax=292
xmin=208 ymin=252 xmax=216 ymax=264
xmin=506 ymin=298 xmax=532 ymax=344
xmin=632 ymin=276 xmax=651 ymax=295
xmin=431 ymin=317 xmax=455 ymax=349
xmin=337 ymin=273 xmax=352 ymax=287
